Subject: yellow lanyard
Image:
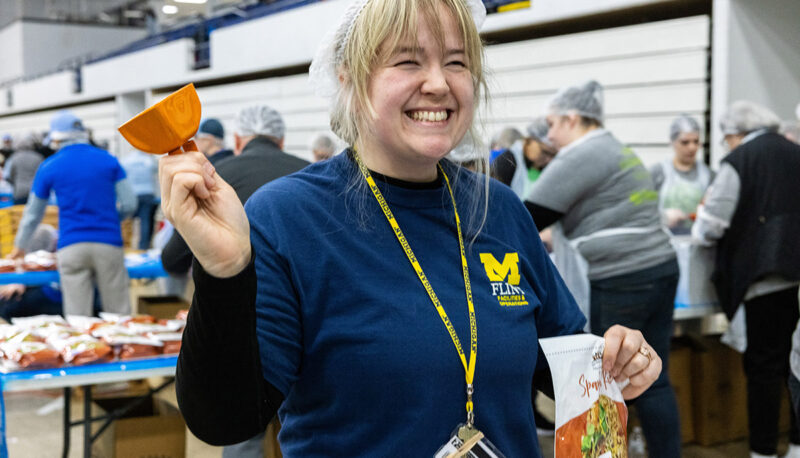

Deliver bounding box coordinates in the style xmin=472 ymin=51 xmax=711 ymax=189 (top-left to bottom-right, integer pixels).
xmin=353 ymin=152 xmax=478 ymax=426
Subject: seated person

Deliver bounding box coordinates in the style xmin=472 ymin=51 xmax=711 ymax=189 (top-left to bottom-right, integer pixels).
xmin=0 ymin=225 xmax=59 ymax=322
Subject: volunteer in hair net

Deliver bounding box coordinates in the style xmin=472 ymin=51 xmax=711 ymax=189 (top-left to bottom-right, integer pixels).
xmin=649 ymin=115 xmax=713 ymax=234
xmin=309 ymin=132 xmax=337 ymax=162
xmin=491 ymin=116 xmax=557 ymax=200
xmin=524 ymin=80 xmax=681 ymax=457
xmin=10 ymin=110 xmax=136 ymax=316
xmin=694 ymin=100 xmax=800 ymax=458
xmin=159 ymin=2 xmax=662 ymax=456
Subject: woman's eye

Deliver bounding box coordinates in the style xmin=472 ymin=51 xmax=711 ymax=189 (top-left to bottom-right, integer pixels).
xmin=395 ymin=60 xmax=418 ymax=66
xmin=448 ymin=60 xmax=467 ymax=67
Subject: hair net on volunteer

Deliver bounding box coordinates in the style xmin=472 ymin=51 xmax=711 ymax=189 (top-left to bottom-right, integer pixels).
xmin=719 ymin=100 xmax=780 ymax=135
xmin=235 ymin=105 xmax=285 ymax=139
xmin=526 ymin=117 xmax=553 ymax=147
xmin=669 ymin=114 xmax=701 ymax=142
xmin=547 ymin=80 xmax=604 ymax=124
xmin=307 ymin=0 xmax=487 ymax=100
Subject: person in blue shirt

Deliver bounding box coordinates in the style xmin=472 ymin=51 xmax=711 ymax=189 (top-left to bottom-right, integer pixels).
xmin=158 ymin=0 xmax=663 ymax=456
xmin=11 ymin=111 xmax=137 ymax=317
xmin=121 ymin=150 xmax=158 ymax=250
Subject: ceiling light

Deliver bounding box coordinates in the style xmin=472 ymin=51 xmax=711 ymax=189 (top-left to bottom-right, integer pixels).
xmin=174 ymin=0 xmax=207 ymax=3
xmin=162 ymin=5 xmax=178 ymax=14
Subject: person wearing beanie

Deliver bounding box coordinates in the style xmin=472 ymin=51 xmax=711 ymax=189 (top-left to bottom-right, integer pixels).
xmin=195 ymin=118 xmax=233 ymax=164
xmin=3 ymin=133 xmax=44 ymax=205
xmin=525 ymin=80 xmax=681 ymax=458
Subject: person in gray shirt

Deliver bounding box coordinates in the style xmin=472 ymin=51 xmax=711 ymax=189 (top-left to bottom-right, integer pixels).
xmin=525 ymin=80 xmax=680 ymax=458
xmin=3 ymin=133 xmax=44 ymax=205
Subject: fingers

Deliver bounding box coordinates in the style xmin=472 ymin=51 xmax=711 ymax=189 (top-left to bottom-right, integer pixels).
xmin=603 ymin=325 xmax=663 ymax=400
xmin=602 ymin=325 xmax=644 ymax=379
xmin=159 ymin=151 xmax=216 ymax=221
xmin=621 ymin=351 xmax=662 ymax=400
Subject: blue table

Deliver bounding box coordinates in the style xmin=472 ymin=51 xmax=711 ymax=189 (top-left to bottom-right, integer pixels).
xmin=0 ymin=254 xmax=167 ymax=286
xmin=0 ymin=356 xmax=178 ymax=458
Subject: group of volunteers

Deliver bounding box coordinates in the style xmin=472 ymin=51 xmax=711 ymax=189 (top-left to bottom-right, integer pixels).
xmin=2 ymin=0 xmax=799 ymax=456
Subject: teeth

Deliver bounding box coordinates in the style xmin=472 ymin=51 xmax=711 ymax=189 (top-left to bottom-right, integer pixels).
xmin=410 ymin=111 xmax=448 ymax=122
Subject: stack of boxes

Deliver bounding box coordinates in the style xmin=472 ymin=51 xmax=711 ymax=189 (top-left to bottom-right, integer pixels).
xmin=0 ymin=205 xmax=136 ymax=256
xmin=0 ymin=205 xmax=59 ymax=256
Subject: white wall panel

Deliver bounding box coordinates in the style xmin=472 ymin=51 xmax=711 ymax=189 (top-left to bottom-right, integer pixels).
xmin=487 ymin=16 xmax=709 ymax=71
xmin=0 ymin=23 xmax=24 ymax=84
xmin=21 ymin=22 xmax=146 ymax=79
xmin=83 ymin=39 xmax=194 ymax=97
xmin=12 ymin=71 xmax=74 ymax=109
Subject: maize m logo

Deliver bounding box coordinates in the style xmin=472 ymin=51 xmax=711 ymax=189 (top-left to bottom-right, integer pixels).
xmin=479 ymin=253 xmax=529 ymax=307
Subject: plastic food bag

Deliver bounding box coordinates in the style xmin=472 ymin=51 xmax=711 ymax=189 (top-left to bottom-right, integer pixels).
xmin=539 ymin=334 xmax=628 ymax=458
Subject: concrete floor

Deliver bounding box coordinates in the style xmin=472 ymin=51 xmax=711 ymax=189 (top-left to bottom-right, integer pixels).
xmin=2 ymin=384 xmax=783 ymax=458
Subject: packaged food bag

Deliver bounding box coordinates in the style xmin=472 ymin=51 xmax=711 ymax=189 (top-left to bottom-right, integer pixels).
xmin=539 ymin=334 xmax=628 ymax=458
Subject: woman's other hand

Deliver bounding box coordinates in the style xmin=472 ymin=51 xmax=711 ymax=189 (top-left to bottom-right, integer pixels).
xmin=602 ymin=325 xmax=662 ymax=400
xmin=159 ymin=151 xmax=250 ymax=277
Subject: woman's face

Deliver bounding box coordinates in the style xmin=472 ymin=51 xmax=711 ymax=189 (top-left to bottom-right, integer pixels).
xmin=361 ymin=5 xmax=474 ymax=176
xmin=523 ymin=139 xmax=556 ymax=170
xmin=545 ymin=114 xmax=576 ymax=150
xmin=672 ymin=131 xmax=700 ymax=165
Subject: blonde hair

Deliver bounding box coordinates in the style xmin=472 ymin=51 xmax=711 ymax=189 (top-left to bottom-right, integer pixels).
xmin=331 ymin=0 xmax=491 ymax=242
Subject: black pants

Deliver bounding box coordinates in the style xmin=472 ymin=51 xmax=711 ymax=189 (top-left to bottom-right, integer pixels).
xmin=744 ymin=287 xmax=800 ymax=454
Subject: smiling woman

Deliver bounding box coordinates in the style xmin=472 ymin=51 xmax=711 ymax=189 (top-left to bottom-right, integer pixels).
xmin=158 ymin=0 xmax=663 ymax=456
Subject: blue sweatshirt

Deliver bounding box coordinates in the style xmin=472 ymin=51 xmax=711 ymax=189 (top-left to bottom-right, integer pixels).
xmin=244 ymin=152 xmax=585 ymax=457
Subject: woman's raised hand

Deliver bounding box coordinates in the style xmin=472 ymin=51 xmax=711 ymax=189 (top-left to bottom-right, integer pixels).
xmin=159 ymin=151 xmax=251 ymax=278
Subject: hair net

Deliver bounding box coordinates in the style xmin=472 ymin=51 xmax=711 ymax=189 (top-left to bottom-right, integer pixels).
xmin=448 ymin=135 xmax=485 ymax=163
xmin=526 ymin=117 xmax=552 ymax=147
xmin=548 ymin=80 xmax=604 ymax=123
xmin=719 ymin=100 xmax=780 ymax=135
xmin=308 ymin=0 xmax=487 ymax=99
xmin=13 ymin=133 xmax=38 ymax=151
xmin=235 ymin=105 xmax=285 ymax=139
xmin=310 ymin=133 xmax=337 ymax=154
xmin=490 ymin=127 xmax=523 ymax=150
xmin=669 ymin=114 xmax=701 ymax=142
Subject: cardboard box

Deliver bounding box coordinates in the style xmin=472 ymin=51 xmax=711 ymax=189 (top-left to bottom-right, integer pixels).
xmin=137 ymin=296 xmax=189 ymax=320
xmin=93 ymin=397 xmax=185 ymax=458
xmin=691 ymin=336 xmax=749 ymax=446
xmin=668 ymin=342 xmax=694 ymax=444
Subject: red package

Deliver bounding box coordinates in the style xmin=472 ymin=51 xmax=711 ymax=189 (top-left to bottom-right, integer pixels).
xmin=54 ymin=335 xmax=113 ymax=365
xmin=14 ymin=342 xmax=62 ymax=369
xmin=5 ymin=341 xmax=62 ymax=369
xmin=147 ymin=332 xmax=182 ymax=355
xmin=119 ymin=343 xmax=161 ymax=360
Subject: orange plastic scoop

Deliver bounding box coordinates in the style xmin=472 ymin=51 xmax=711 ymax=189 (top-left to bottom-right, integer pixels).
xmin=118 ymin=83 xmax=201 ymax=155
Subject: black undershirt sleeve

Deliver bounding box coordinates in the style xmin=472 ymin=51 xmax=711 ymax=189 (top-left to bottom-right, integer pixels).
xmin=491 ymin=150 xmax=517 ymax=186
xmin=176 ymin=254 xmax=284 ymax=446
xmin=524 ymin=201 xmax=564 ymax=232
xmin=161 ymin=231 xmax=193 ymax=275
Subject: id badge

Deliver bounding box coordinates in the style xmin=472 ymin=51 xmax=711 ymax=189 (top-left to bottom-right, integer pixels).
xmin=433 ymin=424 xmax=506 ymax=458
